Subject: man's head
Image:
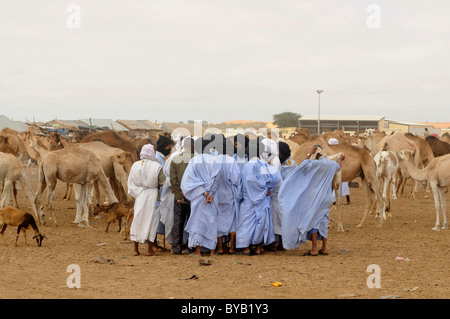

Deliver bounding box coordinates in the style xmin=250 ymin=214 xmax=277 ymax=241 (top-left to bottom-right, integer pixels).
xmin=278 ymin=141 xmax=291 ymax=164
xmin=156 ymin=135 xmax=173 ymax=156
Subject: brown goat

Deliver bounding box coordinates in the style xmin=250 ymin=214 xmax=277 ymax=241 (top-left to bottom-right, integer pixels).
xmin=0 ymin=206 xmax=46 ymax=247
xmin=94 ymin=201 xmax=134 ymax=234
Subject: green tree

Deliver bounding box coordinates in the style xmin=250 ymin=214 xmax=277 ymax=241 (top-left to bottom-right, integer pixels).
xmin=272 ymin=112 xmax=302 ymax=128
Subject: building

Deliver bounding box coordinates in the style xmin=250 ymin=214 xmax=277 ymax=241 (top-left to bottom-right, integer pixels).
xmin=0 ymin=115 xmax=29 ymax=132
xmin=79 ymin=119 xmax=128 ymax=132
xmin=116 ymin=119 xmax=163 ymax=139
xmin=384 ymin=120 xmax=439 ymax=136
xmin=298 ymin=115 xmax=385 ymax=135
xmin=159 ymin=121 xmax=208 ymax=137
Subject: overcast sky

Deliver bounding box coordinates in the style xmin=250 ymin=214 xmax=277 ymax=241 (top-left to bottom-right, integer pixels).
xmin=1 ymin=0 xmax=449 ymax=124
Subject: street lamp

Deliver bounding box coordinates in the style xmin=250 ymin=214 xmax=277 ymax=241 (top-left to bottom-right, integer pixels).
xmin=316 ymin=90 xmax=323 ymax=134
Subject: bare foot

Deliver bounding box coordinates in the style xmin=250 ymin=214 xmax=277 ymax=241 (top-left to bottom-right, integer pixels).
xmin=133 ymin=251 xmax=140 ymax=256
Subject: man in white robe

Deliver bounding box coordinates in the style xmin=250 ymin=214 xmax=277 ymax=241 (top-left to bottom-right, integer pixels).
xmin=128 ymin=144 xmax=166 ymax=256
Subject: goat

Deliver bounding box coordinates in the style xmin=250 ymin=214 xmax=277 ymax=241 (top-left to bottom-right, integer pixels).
xmin=94 ymin=200 xmax=134 ymax=235
xmin=0 ymin=206 xmax=46 ymax=247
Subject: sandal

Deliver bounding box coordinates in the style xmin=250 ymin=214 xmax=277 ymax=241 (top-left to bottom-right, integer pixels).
xmin=302 ymin=250 xmax=318 ymax=256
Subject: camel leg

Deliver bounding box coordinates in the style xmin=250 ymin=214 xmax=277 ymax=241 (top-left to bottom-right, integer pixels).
xmin=46 ymin=181 xmax=57 ymax=226
xmin=357 ymin=180 xmax=374 ymax=228
xmin=335 ymin=185 xmax=344 ymax=232
xmin=81 ymin=184 xmax=93 ymax=228
xmin=383 ymin=178 xmax=390 ymax=218
xmin=12 ymin=183 xmax=19 ymax=208
xmin=73 ymin=184 xmax=84 ymax=225
xmin=391 ymin=174 xmax=397 ymax=200
xmin=438 ymin=187 xmax=447 ymax=230
xmin=431 ymin=185 xmax=441 ymax=231
xmin=1 ymin=180 xmax=13 ymax=209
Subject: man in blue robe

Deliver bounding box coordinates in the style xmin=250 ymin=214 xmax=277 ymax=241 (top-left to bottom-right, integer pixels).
xmin=279 ymin=145 xmax=344 ymax=256
xmin=235 ymin=139 xmax=282 ymax=255
xmin=181 ymin=137 xmax=222 ymax=256
xmin=214 ymin=136 xmax=242 ymax=255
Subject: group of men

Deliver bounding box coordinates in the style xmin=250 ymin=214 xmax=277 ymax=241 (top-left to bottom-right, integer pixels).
xmin=126 ymin=133 xmax=345 ymax=257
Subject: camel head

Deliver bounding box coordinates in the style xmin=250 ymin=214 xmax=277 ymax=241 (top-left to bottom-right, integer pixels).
xmin=397 ymin=149 xmax=415 ymax=162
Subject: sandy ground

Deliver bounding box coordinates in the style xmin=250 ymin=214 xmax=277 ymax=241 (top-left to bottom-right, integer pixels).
xmin=0 ymin=165 xmax=449 ymax=300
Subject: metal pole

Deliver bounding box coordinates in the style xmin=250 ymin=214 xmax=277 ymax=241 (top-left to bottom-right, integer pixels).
xmin=317 ymin=90 xmax=323 ymax=135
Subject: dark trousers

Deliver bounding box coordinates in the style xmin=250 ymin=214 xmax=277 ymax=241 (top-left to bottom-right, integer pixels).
xmin=172 ymin=199 xmax=191 ymax=254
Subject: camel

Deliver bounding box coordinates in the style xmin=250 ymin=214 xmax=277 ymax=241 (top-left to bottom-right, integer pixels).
xmin=34 ymin=145 xmax=118 ymax=227
xmin=397 ymin=150 xmax=449 ymax=231
xmin=373 ymin=149 xmax=399 ymax=217
xmin=377 ymin=132 xmax=422 ymax=198
xmin=0 ymin=153 xmax=43 ymax=225
xmin=405 ymin=133 xmax=435 ymax=168
xmin=0 ymin=128 xmax=27 ymax=160
xmin=80 ymin=130 xmax=139 ymax=161
xmin=288 ymin=128 xmax=311 ymax=146
xmin=291 ymin=135 xmax=383 ymax=231
xmin=356 ymin=129 xmax=378 ymax=157
xmin=0 ymin=136 xmax=16 ymax=155
xmin=441 ymin=133 xmax=450 ymax=144
xmin=77 ymin=141 xmax=135 ymax=202
xmin=425 ymin=136 xmax=450 ymax=158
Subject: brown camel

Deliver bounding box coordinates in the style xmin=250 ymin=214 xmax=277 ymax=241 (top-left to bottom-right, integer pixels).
xmin=0 ymin=153 xmax=43 ymax=224
xmin=0 ymin=128 xmax=27 ymax=161
xmin=77 ymin=141 xmax=135 ymax=202
xmin=355 ymin=129 xmax=378 ymax=157
xmin=34 ymin=145 xmax=118 ymax=227
xmin=441 ymin=133 xmax=450 ymax=144
xmin=397 ymin=150 xmax=449 ymax=231
xmin=291 ymin=135 xmax=383 ymax=231
xmin=425 ymin=135 xmax=450 ymax=157
xmin=80 ymin=130 xmax=139 ymax=162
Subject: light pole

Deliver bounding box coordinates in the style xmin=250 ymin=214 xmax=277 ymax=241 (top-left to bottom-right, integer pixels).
xmin=316 ymin=90 xmax=323 ymax=135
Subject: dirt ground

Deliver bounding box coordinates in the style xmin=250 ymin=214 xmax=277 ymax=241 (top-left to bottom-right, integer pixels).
xmin=0 ymin=165 xmax=449 ymax=300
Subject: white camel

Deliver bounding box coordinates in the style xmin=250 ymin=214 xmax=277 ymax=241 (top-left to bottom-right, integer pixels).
xmin=374 ymin=150 xmax=399 ymax=219
xmin=397 ymin=150 xmax=449 ymax=231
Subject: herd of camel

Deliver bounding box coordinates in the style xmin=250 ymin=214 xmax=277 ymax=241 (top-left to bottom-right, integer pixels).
xmin=285 ymin=128 xmax=450 ymax=232
xmin=0 ymin=127 xmax=150 ymax=229
xmin=0 ymin=125 xmax=450 ymax=237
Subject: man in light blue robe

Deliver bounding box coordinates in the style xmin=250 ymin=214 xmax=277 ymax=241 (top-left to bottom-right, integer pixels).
xmin=215 ymin=137 xmax=242 ymax=254
xmin=279 ymin=146 xmax=344 ymax=256
xmin=181 ymin=137 xmax=222 ymax=256
xmin=235 ymin=139 xmax=282 ymax=255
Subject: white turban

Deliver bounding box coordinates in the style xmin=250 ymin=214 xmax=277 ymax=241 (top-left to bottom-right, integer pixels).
xmin=328 ymin=138 xmax=339 ymax=146
xmin=140 ymin=144 xmax=157 ymax=161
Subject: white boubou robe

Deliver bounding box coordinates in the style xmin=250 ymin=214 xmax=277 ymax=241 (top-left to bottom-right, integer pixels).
xmin=128 ymin=159 xmax=163 ymax=244
xmin=155 ymin=149 xmax=181 ymax=245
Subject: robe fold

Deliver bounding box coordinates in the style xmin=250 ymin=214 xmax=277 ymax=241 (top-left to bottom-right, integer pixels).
xmin=215 ymin=154 xmax=242 ymax=237
xmin=128 ymin=159 xmax=163 ymax=244
xmin=156 ymin=150 xmax=180 ymax=245
xmin=236 ymin=158 xmax=282 ymax=248
xmin=278 ymin=157 xmax=340 ymax=250
xmin=181 ymin=154 xmax=222 ymax=250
